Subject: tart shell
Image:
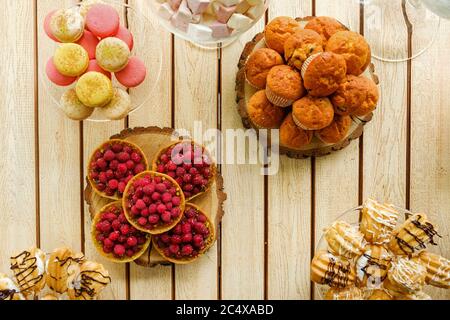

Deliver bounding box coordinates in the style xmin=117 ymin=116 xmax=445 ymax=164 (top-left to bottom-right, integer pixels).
xmin=91 ymin=201 xmax=151 ymax=263
xmin=122 ymin=171 xmax=186 ymax=235
xmin=152 ymin=203 xmax=215 ymax=265
xmin=87 ymin=139 xmax=149 ymax=200
xmin=151 ymin=140 xmax=217 ymax=202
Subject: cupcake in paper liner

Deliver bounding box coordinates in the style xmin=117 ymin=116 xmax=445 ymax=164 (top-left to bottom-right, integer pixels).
xmin=245 ymin=48 xmax=284 ymax=90
xmin=247 ymin=90 xmax=285 ymax=129
xmin=279 ymin=113 xmax=314 ymax=149
xmin=265 ymin=65 xmax=305 ymax=107
xmin=292 ymin=95 xmax=334 ymax=131
xmin=284 ymin=29 xmax=324 ymax=71
xmin=316 ymin=114 xmax=352 ymax=144
xmin=301 ymin=52 xmax=347 ymax=97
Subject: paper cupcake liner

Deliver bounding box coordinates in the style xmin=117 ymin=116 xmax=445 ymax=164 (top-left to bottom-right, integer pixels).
xmin=292 ymin=112 xmax=315 ymax=131
xmin=301 ymin=52 xmax=322 ymax=80
xmin=265 ymin=86 xmax=294 ymax=108
xmin=245 ymin=74 xmax=265 ymax=90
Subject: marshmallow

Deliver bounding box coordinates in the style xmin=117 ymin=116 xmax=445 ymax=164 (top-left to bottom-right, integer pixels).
xmin=188 ymin=23 xmax=213 ymax=40
xmin=218 ymin=0 xmax=240 ymax=6
xmin=187 ymin=0 xmax=210 ymax=15
xmin=216 ymin=4 xmax=236 ymax=23
xmin=247 ymin=0 xmax=264 ymax=5
xmin=168 ymin=0 xmax=182 ymax=11
xmin=171 ymin=14 xmax=189 ymax=31
xmin=192 ymin=14 xmax=202 ymax=23
xmin=236 ymin=0 xmax=251 ymax=14
xmin=210 ymin=21 xmax=232 ymax=38
xmin=171 ymin=2 xmax=192 ymax=32
xmin=246 ymin=2 xmax=265 ymax=19
xmin=158 ymin=2 xmax=175 ymax=20
xmin=227 ymin=13 xmax=253 ymax=30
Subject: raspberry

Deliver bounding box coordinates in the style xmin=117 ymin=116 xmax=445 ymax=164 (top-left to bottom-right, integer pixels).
xmin=169 ymin=244 xmax=180 ymax=255
xmin=143 ymin=184 xmax=155 ymax=195
xmin=104 ymin=150 xmax=115 ymax=161
xmin=114 ymin=245 xmax=126 ymax=257
xmin=161 ymin=212 xmax=172 ymax=223
xmin=156 ymin=183 xmax=167 ymax=193
xmin=104 ymin=238 xmax=114 ymax=248
xmin=134 ymin=164 xmax=145 ymax=174
xmin=127 ymin=236 xmax=138 ymax=247
xmin=109 ymin=231 xmax=120 ymax=241
xmin=181 ymin=245 xmax=193 ymax=256
xmin=148 ymin=204 xmax=157 ymax=214
xmin=157 ymin=204 xmax=167 ymax=214
xmin=182 ymin=233 xmax=193 ymax=243
xmin=135 ymin=199 xmax=146 ymax=210
xmin=126 ymin=249 xmax=135 ymax=257
xmin=117 ymin=163 xmax=128 ymax=174
xmin=171 ymin=235 xmax=182 ymax=244
xmin=138 ymin=217 xmax=147 ymax=226
xmin=120 ymin=225 xmax=130 ymax=235
xmin=112 ymin=143 xmax=123 ymax=153
xmin=172 ymin=196 xmax=181 ymax=206
xmin=117 ymin=152 xmax=130 ymax=162
xmin=131 ymin=152 xmax=142 ymax=163
xmin=162 ymin=193 xmax=172 ymax=203
xmin=108 ymin=179 xmax=119 ymax=190
xmin=181 ymin=223 xmax=192 ymax=234
xmin=148 ymin=214 xmax=159 ymax=224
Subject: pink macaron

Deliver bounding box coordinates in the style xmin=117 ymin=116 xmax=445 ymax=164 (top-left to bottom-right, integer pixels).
xmin=115 ymin=56 xmax=147 ymax=88
xmin=46 ymin=58 xmax=76 ymax=86
xmin=86 ymin=4 xmax=120 ymax=39
xmin=85 ymin=60 xmax=112 ymax=79
xmin=76 ymin=30 xmax=99 ymax=60
xmin=115 ymin=26 xmax=134 ymax=51
xmin=44 ymin=10 xmax=60 ymax=42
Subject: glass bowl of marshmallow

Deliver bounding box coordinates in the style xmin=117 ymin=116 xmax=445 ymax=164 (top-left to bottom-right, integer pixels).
xmin=152 ymin=0 xmax=269 ymax=49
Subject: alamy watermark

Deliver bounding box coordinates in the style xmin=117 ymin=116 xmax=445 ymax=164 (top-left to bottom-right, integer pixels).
xmin=169 ymin=121 xmax=280 ymax=176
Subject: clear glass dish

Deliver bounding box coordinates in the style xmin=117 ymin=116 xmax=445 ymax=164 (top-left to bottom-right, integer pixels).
xmin=150 ymin=0 xmax=269 ymax=49
xmin=314 ymin=204 xmax=443 ymax=300
xmin=40 ymin=0 xmax=163 ymax=122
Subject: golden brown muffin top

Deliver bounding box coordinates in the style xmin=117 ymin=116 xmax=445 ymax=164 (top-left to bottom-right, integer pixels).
xmin=331 ymin=75 xmax=379 ymax=116
xmin=247 ymin=90 xmax=285 ymax=129
xmin=245 ymin=48 xmax=284 ymax=89
xmin=284 ymin=29 xmax=324 ymax=70
xmin=279 ymin=113 xmax=313 ymax=149
xmin=292 ymin=95 xmax=334 ymax=130
xmin=326 ymin=31 xmax=371 ymax=76
xmin=302 ymin=52 xmax=347 ymax=97
xmin=264 ymin=16 xmax=301 ymax=54
xmin=316 ymin=114 xmax=352 ymax=144
xmin=305 ymin=16 xmax=347 ymax=42
xmin=266 ymin=65 xmax=305 ymax=100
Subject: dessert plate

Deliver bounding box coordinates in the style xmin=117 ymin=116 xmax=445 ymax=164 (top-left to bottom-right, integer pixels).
xmin=236 ymin=17 xmax=380 ymax=159
xmin=40 ymin=0 xmax=163 ymax=122
xmin=314 ymin=205 xmax=444 ymax=300
xmin=85 ymin=126 xmax=227 ymax=267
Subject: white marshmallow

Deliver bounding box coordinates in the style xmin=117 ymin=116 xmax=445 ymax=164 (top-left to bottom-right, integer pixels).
xmin=188 ymin=23 xmax=213 ymax=40
xmin=227 ymin=13 xmax=253 ymax=29
xmin=219 ymin=0 xmax=240 ymax=6
xmin=246 ymin=2 xmax=265 ymax=19
xmin=191 ymin=14 xmax=202 ymax=23
xmin=158 ymin=2 xmax=175 ymax=20
xmin=178 ymin=0 xmax=193 ymax=21
xmin=187 ymin=0 xmax=210 ymax=14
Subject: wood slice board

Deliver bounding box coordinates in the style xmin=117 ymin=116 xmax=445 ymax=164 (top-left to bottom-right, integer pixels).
xmin=236 ymin=17 xmax=378 ymax=159
xmin=85 ymin=127 xmax=227 ymax=267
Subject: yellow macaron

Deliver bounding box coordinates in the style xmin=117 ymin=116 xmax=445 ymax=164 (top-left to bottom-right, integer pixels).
xmin=60 ymin=88 xmax=94 ymax=120
xmin=76 ymin=72 xmax=113 ymax=108
xmin=53 ymin=43 xmax=89 ymax=77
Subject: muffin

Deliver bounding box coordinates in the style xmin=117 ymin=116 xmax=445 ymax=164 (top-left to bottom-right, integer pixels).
xmin=301 ymin=52 xmax=347 ymax=97
xmin=284 ymin=29 xmax=324 ymax=70
xmin=247 ymin=90 xmax=285 ymax=129
xmin=279 ymin=113 xmax=313 ymax=149
xmin=331 ymin=75 xmax=379 ymax=116
xmin=326 ymin=31 xmax=371 ymax=76
xmin=304 ymin=16 xmax=347 ymax=42
xmin=316 ymin=114 xmax=352 ymax=144
xmin=266 ymin=65 xmax=305 ymax=107
xmin=292 ymin=95 xmax=334 ymax=130
xmin=264 ymin=16 xmax=301 ymax=54
xmin=245 ymin=48 xmax=284 ymax=89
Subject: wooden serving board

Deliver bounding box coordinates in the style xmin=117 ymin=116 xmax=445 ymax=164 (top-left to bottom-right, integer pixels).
xmin=85 ymin=127 xmax=227 ymax=267
xmin=236 ymin=17 xmax=379 ymax=159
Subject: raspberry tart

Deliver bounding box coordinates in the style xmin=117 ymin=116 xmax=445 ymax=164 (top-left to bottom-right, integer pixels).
xmin=123 ymin=171 xmax=186 ymax=235
xmin=88 ymin=139 xmax=148 ymax=200
xmin=92 ymin=201 xmax=151 ymax=263
xmin=152 ymin=204 xmax=215 ymax=265
xmin=152 ymin=141 xmax=216 ymax=201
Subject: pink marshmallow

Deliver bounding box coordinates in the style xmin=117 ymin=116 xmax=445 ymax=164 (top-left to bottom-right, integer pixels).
xmin=216 ymin=4 xmax=236 ymax=23
xmin=187 ymin=0 xmax=210 ymax=15
xmin=210 ymin=21 xmax=232 ymax=38
xmin=168 ymin=0 xmax=182 ymax=10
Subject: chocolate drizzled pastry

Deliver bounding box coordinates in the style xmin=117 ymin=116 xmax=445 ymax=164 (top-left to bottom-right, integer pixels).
xmin=67 ymin=261 xmax=111 ymax=300
xmin=389 ymin=213 xmax=441 ymax=256
xmin=46 ymin=247 xmax=85 ymax=294
xmin=10 ymin=247 xmax=46 ymax=295
xmin=0 ymin=273 xmax=25 ymax=300
xmin=311 ymin=251 xmax=356 ymax=289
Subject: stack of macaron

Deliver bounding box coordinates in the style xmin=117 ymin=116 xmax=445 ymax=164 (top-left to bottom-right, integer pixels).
xmin=156 ymin=0 xmax=267 ymax=42
xmin=244 ymin=16 xmax=379 ymax=150
xmin=44 ymin=0 xmax=147 ymax=121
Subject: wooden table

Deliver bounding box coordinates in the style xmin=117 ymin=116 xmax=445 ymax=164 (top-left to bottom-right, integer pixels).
xmin=1 ymin=0 xmax=449 ymax=300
